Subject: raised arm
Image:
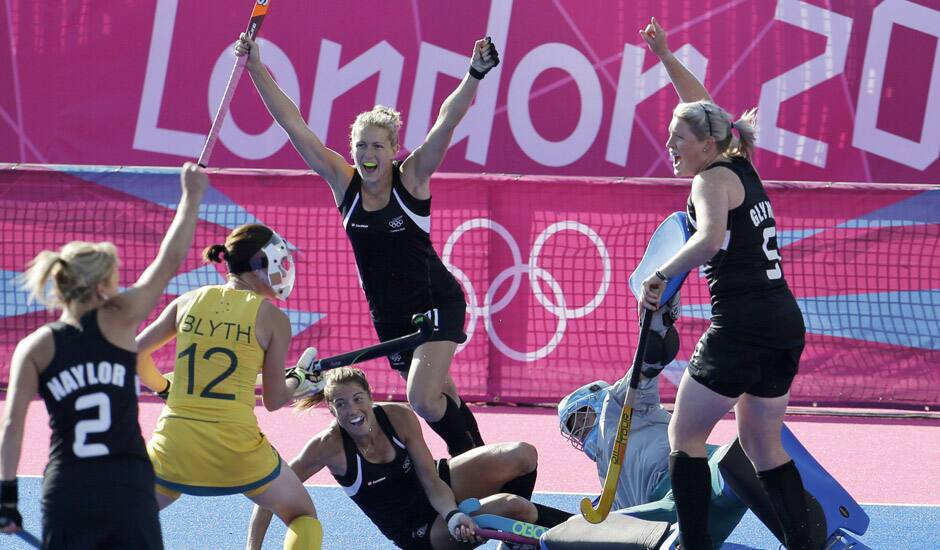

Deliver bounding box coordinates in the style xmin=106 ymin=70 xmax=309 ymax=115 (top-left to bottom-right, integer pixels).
xmin=109 ymin=163 xmax=207 ymax=335
xmin=640 ymin=170 xmax=732 ymax=310
xmin=640 ymin=17 xmax=711 ymax=104
xmin=235 ymin=34 xmax=353 ymax=196
xmin=401 ymin=38 xmax=500 ymax=193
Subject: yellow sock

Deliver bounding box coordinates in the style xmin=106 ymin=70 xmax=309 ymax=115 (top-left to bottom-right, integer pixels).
xmin=284 ymin=515 xmax=322 ymax=550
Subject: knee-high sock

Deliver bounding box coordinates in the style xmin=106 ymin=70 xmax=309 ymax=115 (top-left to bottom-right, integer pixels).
xmin=458 ymin=399 xmax=485 ymax=446
xmin=426 ymin=394 xmax=476 ymax=457
xmin=284 ymin=516 xmax=322 ymax=550
xmin=669 ymin=451 xmax=713 ymax=550
xmin=500 ymin=468 xmax=537 ymax=500
xmin=532 ymin=503 xmax=573 ymax=528
xmin=758 ymin=460 xmax=813 ymax=550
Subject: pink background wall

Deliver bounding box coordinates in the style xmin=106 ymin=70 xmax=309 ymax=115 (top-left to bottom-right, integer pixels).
xmin=2 ymin=165 xmax=937 ymax=408
xmin=1 ymin=0 xmax=938 ymax=183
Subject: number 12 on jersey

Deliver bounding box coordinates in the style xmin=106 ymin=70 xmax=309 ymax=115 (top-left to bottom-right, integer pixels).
xmin=177 ymin=343 xmax=238 ymax=400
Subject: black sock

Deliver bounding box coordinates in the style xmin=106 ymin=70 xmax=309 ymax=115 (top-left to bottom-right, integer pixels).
xmin=532 ymin=503 xmax=572 ymax=528
xmin=458 ymin=399 xmax=485 ymax=446
xmin=426 ymin=394 xmax=476 ymax=457
xmin=501 ymin=468 xmax=537 ymax=500
xmin=669 ymin=451 xmax=713 ymax=550
xmin=758 ymin=460 xmax=813 ymax=550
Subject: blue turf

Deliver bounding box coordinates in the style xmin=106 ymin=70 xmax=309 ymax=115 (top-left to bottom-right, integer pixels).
xmin=8 ymin=478 xmax=940 ymax=549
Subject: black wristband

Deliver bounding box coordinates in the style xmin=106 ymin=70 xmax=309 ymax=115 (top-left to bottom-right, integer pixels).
xmin=654 ymin=270 xmax=668 ymax=282
xmin=0 ymin=479 xmax=17 ymax=507
xmin=468 ymin=66 xmax=486 ymax=80
xmin=444 ymin=509 xmax=460 ymax=524
xmin=156 ymin=379 xmax=171 ymax=400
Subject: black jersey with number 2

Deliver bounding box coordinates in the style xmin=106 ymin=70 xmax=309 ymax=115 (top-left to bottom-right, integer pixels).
xmin=687 ymin=156 xmax=804 ymax=348
xmin=38 ymin=310 xmax=149 ymax=466
xmin=339 ymin=161 xmax=464 ymax=322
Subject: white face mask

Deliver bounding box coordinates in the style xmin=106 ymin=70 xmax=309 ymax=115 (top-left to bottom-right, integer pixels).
xmin=557 ymin=380 xmax=610 ymax=461
xmin=259 ymin=231 xmax=295 ymax=300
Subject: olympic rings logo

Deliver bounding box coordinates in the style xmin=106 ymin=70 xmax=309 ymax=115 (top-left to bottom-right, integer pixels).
xmin=442 ymin=219 xmax=611 ymax=362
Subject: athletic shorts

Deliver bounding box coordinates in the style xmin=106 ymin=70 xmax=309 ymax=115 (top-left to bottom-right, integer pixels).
xmin=392 ymin=459 xmax=452 ymax=550
xmin=148 ymin=413 xmax=281 ymax=497
xmin=688 ymin=328 xmax=803 ymax=398
xmin=42 ymin=457 xmax=163 ymax=550
xmin=373 ymin=303 xmax=468 ymax=372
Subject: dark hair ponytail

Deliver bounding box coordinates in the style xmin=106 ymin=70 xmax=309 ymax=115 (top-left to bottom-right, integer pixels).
xmin=203 ymin=244 xmax=228 ymax=263
xmin=203 ymin=224 xmax=273 ymax=274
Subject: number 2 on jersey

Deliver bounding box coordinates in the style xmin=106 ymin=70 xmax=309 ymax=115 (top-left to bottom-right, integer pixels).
xmin=73 ymin=392 xmax=111 ymax=458
xmin=762 ymin=226 xmax=782 ymax=280
xmin=177 ymin=343 xmax=238 ymax=400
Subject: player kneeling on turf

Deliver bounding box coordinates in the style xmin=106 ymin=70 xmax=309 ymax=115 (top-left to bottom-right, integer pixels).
xmin=246 ymin=367 xmax=571 ymax=550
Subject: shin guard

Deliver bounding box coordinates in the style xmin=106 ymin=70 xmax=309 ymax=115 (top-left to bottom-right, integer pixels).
xmin=459 ymin=399 xmax=485 ymax=447
xmin=669 ymin=450 xmax=713 ymax=550
xmin=427 ymin=394 xmax=476 ymax=457
xmin=533 ymin=503 xmax=574 ymax=528
xmin=501 ymin=468 xmax=537 ymax=500
xmin=758 ymin=460 xmax=813 ymax=550
xmin=284 ymin=516 xmax=322 ymax=550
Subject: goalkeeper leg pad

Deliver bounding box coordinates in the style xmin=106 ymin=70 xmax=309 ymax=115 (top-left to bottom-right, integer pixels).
xmin=823 ymin=529 xmax=872 ymax=550
xmin=284 ymin=516 xmax=322 ymax=550
xmin=782 ymin=425 xmax=869 ymax=539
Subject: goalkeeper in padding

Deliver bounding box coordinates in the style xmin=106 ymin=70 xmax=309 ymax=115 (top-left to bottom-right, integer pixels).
xmin=554 ymin=291 xmax=871 ymax=549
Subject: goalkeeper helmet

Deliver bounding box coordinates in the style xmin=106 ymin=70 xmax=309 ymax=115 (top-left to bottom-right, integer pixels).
xmin=256 ymin=230 xmax=295 ymax=300
xmin=558 ymin=380 xmax=609 ymax=461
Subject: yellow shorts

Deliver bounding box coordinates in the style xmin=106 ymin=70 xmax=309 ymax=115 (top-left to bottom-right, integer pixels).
xmin=148 ymin=413 xmax=281 ymax=497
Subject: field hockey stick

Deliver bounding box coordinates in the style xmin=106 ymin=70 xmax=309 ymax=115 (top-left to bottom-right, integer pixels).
xmin=579 ymin=307 xmax=654 ymax=523
xmin=475 ymin=528 xmax=540 ymax=546
xmin=197 ymin=0 xmax=272 ymax=167
xmin=14 ymin=529 xmax=41 ymax=548
xmin=297 ymin=313 xmax=433 ymax=373
xmin=458 ymin=498 xmax=548 ymax=541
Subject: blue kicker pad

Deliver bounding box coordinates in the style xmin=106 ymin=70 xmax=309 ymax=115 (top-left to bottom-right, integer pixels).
xmin=629 ymin=212 xmax=692 ymax=306
xmin=782 ymin=424 xmax=869 ymax=537
xmin=717 ymin=425 xmax=869 ymax=547
xmin=458 ymin=498 xmax=548 ymax=541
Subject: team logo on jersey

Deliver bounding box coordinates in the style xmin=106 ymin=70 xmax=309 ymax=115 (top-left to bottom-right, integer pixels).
xmin=402 ymin=456 xmax=412 ymax=472
xmin=413 ymin=523 xmax=429 ymax=539
xmin=367 ymin=476 xmax=387 ymax=486
xmin=389 ymin=215 xmax=404 ymax=229
xmin=390 ymin=352 xmax=402 ymax=364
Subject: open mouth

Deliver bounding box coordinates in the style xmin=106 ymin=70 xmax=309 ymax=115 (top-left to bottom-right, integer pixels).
xmin=349 ymin=414 xmax=366 ymax=427
xmin=668 ymin=150 xmax=681 ymax=169
xmin=361 ymin=161 xmax=378 ymax=174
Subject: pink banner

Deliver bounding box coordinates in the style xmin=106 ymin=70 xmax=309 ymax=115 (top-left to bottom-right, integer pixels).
xmin=1 ymin=0 xmax=939 ymax=183
xmin=2 ymin=165 xmax=938 ymax=409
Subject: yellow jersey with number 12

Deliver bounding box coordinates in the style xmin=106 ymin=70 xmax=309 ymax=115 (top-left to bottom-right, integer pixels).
xmin=148 ymin=286 xmax=280 ymax=496
xmin=164 ymin=286 xmax=265 ymax=426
